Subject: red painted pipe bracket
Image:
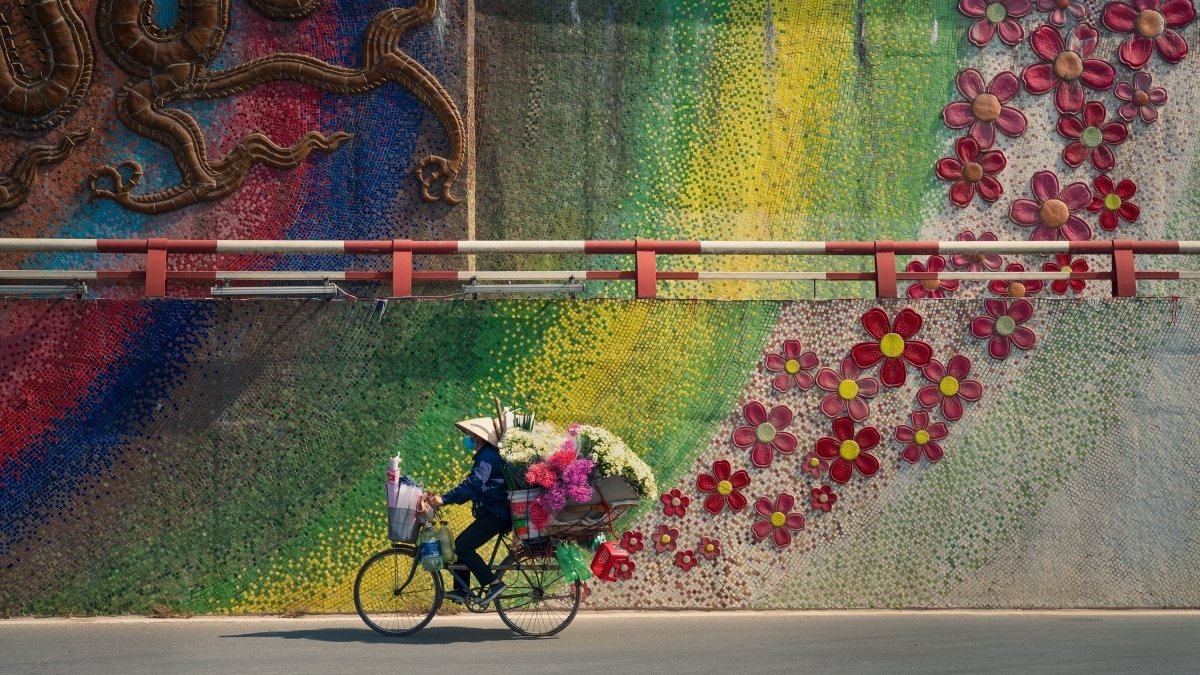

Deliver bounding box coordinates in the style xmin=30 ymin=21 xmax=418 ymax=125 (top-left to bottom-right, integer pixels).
xmin=874 ymin=240 xmax=897 ymax=299
xmin=1112 ymin=239 xmax=1136 ymax=297
xmin=145 ymin=238 xmax=168 ymax=298
xmin=392 ymin=239 xmax=413 ymax=298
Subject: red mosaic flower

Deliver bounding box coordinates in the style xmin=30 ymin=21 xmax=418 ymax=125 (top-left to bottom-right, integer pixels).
xmin=896 ymin=411 xmax=950 ymax=464
xmin=936 ymin=137 xmax=1006 ymax=208
xmin=1103 ymin=0 xmax=1196 ymax=68
xmin=1116 ymin=71 xmax=1168 ymax=123
xmin=660 ymin=488 xmax=690 ymax=517
xmin=620 ymin=529 xmax=645 ymax=554
xmin=850 ymin=307 xmax=933 ymax=388
xmin=764 ymin=339 xmax=819 ymax=392
xmin=698 ymin=536 xmax=722 ymax=560
xmin=1037 ymin=0 xmax=1090 ymax=25
xmin=918 ymin=355 xmax=985 ymax=421
xmin=1022 ymin=24 xmax=1115 ymax=114
xmin=1043 ymin=254 xmax=1089 ymax=295
xmin=751 ymin=493 xmax=806 ymax=548
xmin=942 ymin=69 xmax=1028 ymax=148
xmin=732 ymin=401 xmax=798 ymax=468
xmin=800 ymin=451 xmax=829 ymax=479
xmin=1087 ymin=175 xmax=1140 ymax=231
xmin=613 ymin=558 xmax=635 ymax=580
xmin=815 ymin=416 xmax=882 ymax=484
xmin=1010 ymin=170 xmax=1093 ymax=242
xmin=906 ymin=255 xmax=960 ymax=299
xmin=816 ymin=357 xmax=879 ymax=422
xmin=674 ymin=549 xmax=698 ymax=572
xmin=971 ymin=299 xmax=1037 ymax=360
xmin=810 ymin=485 xmax=838 ymax=513
xmin=959 ymin=0 xmax=1032 ymax=46
xmin=1057 ymin=101 xmax=1128 ymax=171
xmin=652 ymin=524 xmax=679 ymax=553
xmin=951 ymin=229 xmax=1003 ymax=273
xmin=989 ymin=262 xmax=1044 ymax=298
xmin=696 ymin=459 xmax=751 ymax=515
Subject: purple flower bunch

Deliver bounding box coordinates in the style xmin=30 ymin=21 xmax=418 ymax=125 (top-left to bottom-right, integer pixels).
xmin=529 ymin=442 xmax=596 ymax=529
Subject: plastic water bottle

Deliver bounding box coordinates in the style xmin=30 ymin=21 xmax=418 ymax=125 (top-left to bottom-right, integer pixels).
xmin=437 ymin=521 xmax=456 ymax=564
xmin=418 ymin=526 xmax=443 ymax=572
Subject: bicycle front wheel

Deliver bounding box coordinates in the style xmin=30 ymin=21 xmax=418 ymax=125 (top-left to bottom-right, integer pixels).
xmin=354 ymin=547 xmax=443 ymax=637
xmin=494 ymin=553 xmax=581 ymax=637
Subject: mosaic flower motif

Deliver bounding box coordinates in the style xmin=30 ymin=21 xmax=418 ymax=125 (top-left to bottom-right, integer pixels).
xmin=815 ymin=416 xmax=882 ymax=483
xmin=951 ymin=229 xmax=1003 ymax=273
xmin=811 ymin=485 xmax=838 ymax=513
xmin=1116 ymin=71 xmax=1168 ymax=123
xmin=1057 ymin=101 xmax=1128 ymax=171
xmin=764 ymin=339 xmax=819 ymax=392
xmin=674 ymin=549 xmax=698 ymax=572
xmin=989 ymin=262 xmax=1044 ymax=298
xmin=732 ymin=401 xmax=798 ymax=468
xmin=696 ymin=459 xmax=751 ymax=515
xmin=850 ymin=307 xmax=933 ymax=388
xmin=698 ymin=536 xmax=722 ymax=560
xmin=1009 ymin=170 xmax=1093 ymax=242
xmin=936 ymin=137 xmax=1007 ymax=207
xmin=653 ymin=524 xmax=679 ymax=553
xmin=1037 ymin=0 xmax=1090 ymax=25
xmin=896 ymin=411 xmax=950 ymax=464
xmin=751 ymin=492 xmax=806 ymax=548
xmin=815 ymin=357 xmax=879 ymax=422
xmin=1088 ymin=175 xmax=1141 ymax=231
xmin=971 ymin=299 xmax=1037 ymax=360
xmin=660 ymin=488 xmax=690 ymax=517
xmin=620 ymin=529 xmax=645 ymax=554
xmin=906 ymin=256 xmax=960 ymax=300
xmin=800 ymin=451 xmax=829 ymax=479
xmin=1021 ymin=23 xmax=1115 ymax=114
xmin=942 ymin=69 xmax=1028 ymax=148
xmin=960 ymin=0 xmax=1032 ymax=46
xmin=1103 ymin=0 xmax=1196 ymax=68
xmin=1043 ymin=254 xmax=1089 ymax=295
xmin=613 ymin=558 xmax=635 ymax=580
xmin=918 ymin=355 xmax=985 ymax=421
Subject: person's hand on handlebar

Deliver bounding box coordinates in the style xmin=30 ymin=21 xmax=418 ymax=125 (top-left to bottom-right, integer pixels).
xmin=425 ymin=494 xmax=444 ymax=508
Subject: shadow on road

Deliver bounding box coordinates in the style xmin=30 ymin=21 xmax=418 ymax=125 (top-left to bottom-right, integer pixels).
xmin=221 ymin=625 xmax=534 ymax=644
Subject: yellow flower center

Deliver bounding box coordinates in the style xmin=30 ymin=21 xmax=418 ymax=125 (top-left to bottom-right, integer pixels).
xmin=770 ymin=512 xmax=786 ymax=528
xmin=914 ymin=429 xmax=931 ymax=446
xmin=818 ymin=493 xmax=829 ymax=503
xmin=784 ymin=358 xmax=801 ymax=374
xmin=716 ymin=480 xmax=733 ymax=496
xmin=755 ymin=423 xmax=777 ymax=443
xmin=879 ymin=332 xmax=905 ymax=358
xmin=659 ymin=534 xmax=672 ymax=545
xmin=839 ymin=439 xmax=861 ymax=461
xmin=837 ymin=379 xmax=859 ymax=401
xmin=939 ymin=375 xmax=960 ymax=397
xmin=671 ymin=497 xmax=681 ymax=507
xmin=1105 ymin=193 xmax=1122 ymax=211
xmin=1008 ymin=282 xmax=1027 ymax=298
xmin=808 ymin=457 xmax=821 ymax=468
xmin=704 ymin=543 xmax=715 ymax=552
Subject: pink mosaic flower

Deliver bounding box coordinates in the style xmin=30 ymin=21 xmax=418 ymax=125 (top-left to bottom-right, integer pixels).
xmin=960 ymin=0 xmax=1032 ymax=46
xmin=613 ymin=558 xmax=635 ymax=580
xmin=936 ymin=137 xmax=1007 ymax=207
xmin=815 ymin=357 xmax=879 ymax=422
xmin=1037 ymin=0 xmax=1090 ymax=25
xmin=906 ymin=256 xmax=960 ymax=300
xmin=1088 ymin=175 xmax=1141 ymax=231
xmin=732 ymin=401 xmax=798 ymax=468
xmin=674 ymin=549 xmax=698 ymax=572
xmin=800 ymin=451 xmax=829 ymax=479
xmin=764 ymin=339 xmax=819 ymax=393
xmin=1043 ymin=254 xmax=1089 ymax=295
xmin=850 ymin=308 xmax=933 ymax=388
xmin=698 ymin=536 xmax=722 ymax=560
xmin=951 ymin=230 xmax=1003 ymax=273
xmin=620 ymin=529 xmax=645 ymax=554
xmin=989 ymin=262 xmax=1044 ymax=298
xmin=1021 ymin=24 xmax=1116 ymax=114
xmin=652 ymin=524 xmax=679 ymax=553
xmin=942 ymin=69 xmax=1028 ymax=148
xmin=1009 ymin=170 xmax=1093 ymax=242
xmin=810 ymin=485 xmax=838 ymax=513
xmin=751 ymin=493 xmax=806 ymax=548
xmin=1103 ymin=0 xmax=1196 ymax=68
xmin=815 ymin=416 xmax=882 ymax=484
xmin=971 ymin=299 xmax=1037 ymax=359
xmin=660 ymin=488 xmax=690 ymax=517
xmin=918 ymin=355 xmax=985 ymax=421
xmin=1058 ymin=101 xmax=1128 ymax=171
xmin=896 ymin=411 xmax=950 ymax=464
xmin=1116 ymin=71 xmax=1168 ymax=123
xmin=696 ymin=459 xmax=751 ymax=515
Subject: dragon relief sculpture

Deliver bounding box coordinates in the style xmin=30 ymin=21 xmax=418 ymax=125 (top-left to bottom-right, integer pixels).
xmin=88 ymin=0 xmax=466 ymax=214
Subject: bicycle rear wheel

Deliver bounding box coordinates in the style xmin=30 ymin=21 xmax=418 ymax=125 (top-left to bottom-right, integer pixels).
xmin=354 ymin=547 xmax=442 ymax=636
xmin=494 ymin=552 xmax=581 ymax=637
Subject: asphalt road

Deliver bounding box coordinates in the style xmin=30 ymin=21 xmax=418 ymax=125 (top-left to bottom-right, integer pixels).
xmin=3 ymin=610 xmax=1199 ymax=674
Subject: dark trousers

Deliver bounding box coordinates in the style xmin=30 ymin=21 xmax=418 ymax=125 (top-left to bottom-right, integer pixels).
xmin=451 ymin=511 xmax=511 ymax=591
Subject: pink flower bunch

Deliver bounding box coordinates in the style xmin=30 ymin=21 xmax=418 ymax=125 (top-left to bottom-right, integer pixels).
xmin=528 ymin=452 xmax=596 ymax=529
xmin=525 ymin=463 xmax=557 ymax=489
xmin=547 ymin=447 xmax=577 ymax=473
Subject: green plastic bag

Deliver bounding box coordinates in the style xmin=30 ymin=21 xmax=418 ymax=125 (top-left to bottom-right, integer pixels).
xmin=555 ymin=542 xmax=593 ymax=582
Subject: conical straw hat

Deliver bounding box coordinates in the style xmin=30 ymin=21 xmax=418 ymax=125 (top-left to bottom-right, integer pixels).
xmin=455 ymin=417 xmax=500 ymax=447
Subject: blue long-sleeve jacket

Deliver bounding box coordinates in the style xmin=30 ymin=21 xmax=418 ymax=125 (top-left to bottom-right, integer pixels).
xmin=441 ymin=446 xmax=511 ymax=519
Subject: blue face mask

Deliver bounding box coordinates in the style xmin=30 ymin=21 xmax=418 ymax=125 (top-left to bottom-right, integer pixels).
xmin=462 ymin=435 xmax=477 ymax=450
